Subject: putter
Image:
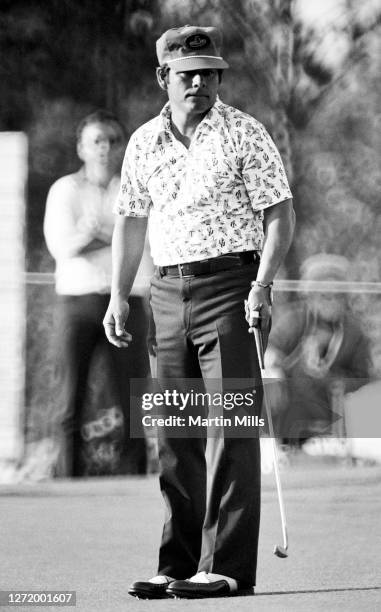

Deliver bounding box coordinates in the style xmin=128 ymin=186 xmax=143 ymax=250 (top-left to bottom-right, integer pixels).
xmin=251 ymin=310 xmax=289 ymax=558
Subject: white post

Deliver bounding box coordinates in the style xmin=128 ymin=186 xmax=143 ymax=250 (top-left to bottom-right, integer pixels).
xmin=0 ymin=132 xmax=27 ymax=481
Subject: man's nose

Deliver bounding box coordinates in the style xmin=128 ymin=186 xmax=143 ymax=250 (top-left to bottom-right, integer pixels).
xmin=100 ymin=140 xmax=111 ymax=152
xmin=192 ymin=73 xmax=206 ymax=87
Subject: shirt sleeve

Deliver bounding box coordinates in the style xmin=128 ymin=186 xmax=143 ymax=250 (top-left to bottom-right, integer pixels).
xmin=240 ymin=121 xmax=292 ymax=211
xmin=43 ymin=176 xmax=99 ymax=260
xmin=113 ymin=133 xmax=152 ymax=217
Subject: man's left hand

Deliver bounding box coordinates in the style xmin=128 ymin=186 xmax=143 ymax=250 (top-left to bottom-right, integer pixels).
xmin=244 ymin=286 xmax=272 ymax=349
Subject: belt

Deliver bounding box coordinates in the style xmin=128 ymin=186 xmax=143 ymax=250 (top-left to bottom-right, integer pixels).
xmin=158 ymin=250 xmax=260 ymax=278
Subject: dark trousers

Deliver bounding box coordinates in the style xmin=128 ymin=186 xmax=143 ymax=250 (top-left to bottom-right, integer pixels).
xmin=53 ymin=293 xmax=149 ymax=476
xmin=150 ymin=263 xmax=262 ymax=586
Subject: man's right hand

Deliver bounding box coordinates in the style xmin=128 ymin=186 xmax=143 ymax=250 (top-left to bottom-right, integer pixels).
xmin=103 ymin=298 xmax=132 ymax=348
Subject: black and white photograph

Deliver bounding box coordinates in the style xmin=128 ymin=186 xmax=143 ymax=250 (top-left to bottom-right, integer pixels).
xmin=0 ymin=1 xmax=381 ymax=610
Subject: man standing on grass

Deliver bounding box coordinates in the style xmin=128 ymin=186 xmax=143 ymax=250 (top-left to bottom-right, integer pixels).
xmin=44 ymin=110 xmax=150 ymax=477
xmin=104 ymin=25 xmax=295 ymax=599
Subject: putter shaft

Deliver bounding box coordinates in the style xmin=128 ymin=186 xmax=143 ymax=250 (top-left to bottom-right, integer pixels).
xmin=252 ymin=315 xmax=289 ymax=557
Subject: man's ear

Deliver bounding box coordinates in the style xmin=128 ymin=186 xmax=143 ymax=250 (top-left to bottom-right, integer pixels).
xmin=156 ymin=67 xmax=168 ymax=90
xmin=76 ymin=140 xmax=85 ymax=162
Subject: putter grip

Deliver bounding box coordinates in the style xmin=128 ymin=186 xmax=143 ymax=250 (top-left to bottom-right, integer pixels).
xmin=251 ymin=311 xmax=265 ymax=370
xmin=254 ymin=328 xmax=265 ymax=369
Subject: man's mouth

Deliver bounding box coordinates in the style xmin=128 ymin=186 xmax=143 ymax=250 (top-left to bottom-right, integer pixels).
xmin=186 ymin=93 xmax=208 ymax=99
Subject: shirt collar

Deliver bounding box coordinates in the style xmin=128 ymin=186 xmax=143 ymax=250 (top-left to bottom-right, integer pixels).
xmin=155 ymin=96 xmax=225 ymax=141
xmin=158 ymin=101 xmax=172 ymax=133
xmin=201 ymin=96 xmax=225 ymax=130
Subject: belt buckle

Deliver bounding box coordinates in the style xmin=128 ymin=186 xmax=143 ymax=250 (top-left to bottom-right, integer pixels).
xmin=178 ymin=263 xmax=193 ymax=278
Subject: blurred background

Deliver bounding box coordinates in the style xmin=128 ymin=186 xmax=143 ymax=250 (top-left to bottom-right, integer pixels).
xmin=0 ymin=0 xmax=380 ymax=479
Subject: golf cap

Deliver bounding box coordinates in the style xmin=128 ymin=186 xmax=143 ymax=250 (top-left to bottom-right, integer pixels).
xmin=156 ymin=25 xmax=229 ymax=72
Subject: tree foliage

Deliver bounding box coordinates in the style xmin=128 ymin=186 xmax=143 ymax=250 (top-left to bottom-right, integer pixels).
xmin=4 ymin=1 xmax=380 ymax=443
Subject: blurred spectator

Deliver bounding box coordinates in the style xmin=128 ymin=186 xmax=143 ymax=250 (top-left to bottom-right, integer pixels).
xmin=266 ymin=254 xmax=371 ymax=449
xmin=44 ymin=109 xmax=152 ymax=476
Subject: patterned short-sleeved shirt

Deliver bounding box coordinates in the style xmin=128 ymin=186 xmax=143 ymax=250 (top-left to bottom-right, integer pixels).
xmin=115 ymin=98 xmax=292 ymax=265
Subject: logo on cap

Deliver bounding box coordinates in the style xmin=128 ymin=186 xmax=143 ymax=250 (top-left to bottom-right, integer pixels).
xmin=185 ymin=34 xmax=209 ymax=49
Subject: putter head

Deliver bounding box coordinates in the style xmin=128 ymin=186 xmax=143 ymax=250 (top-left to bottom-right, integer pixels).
xmin=274 ymin=545 xmax=288 ymax=558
